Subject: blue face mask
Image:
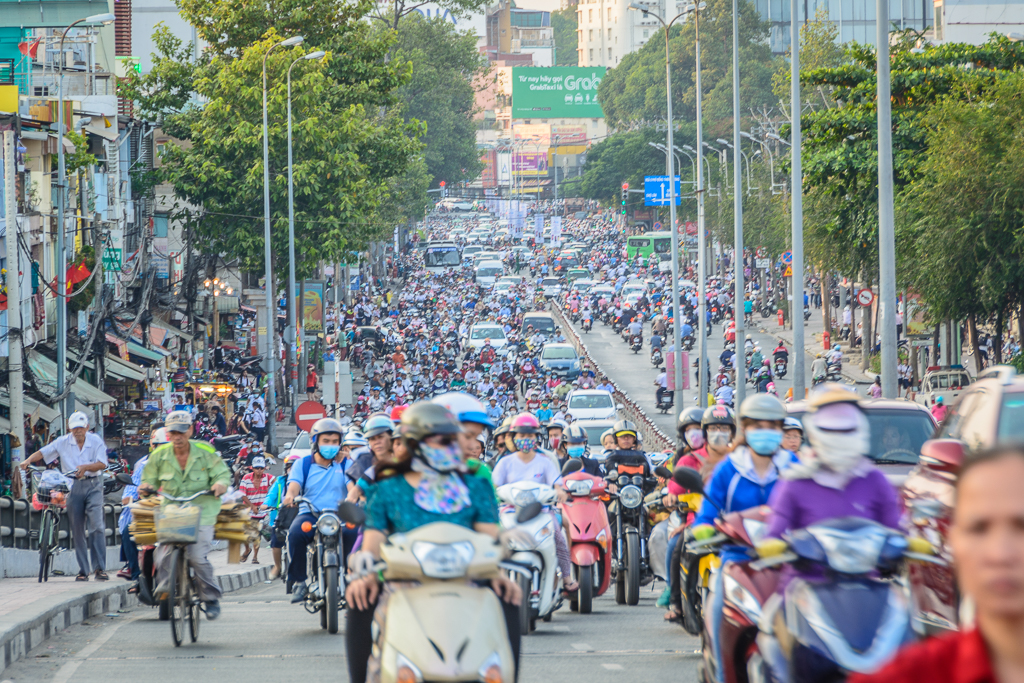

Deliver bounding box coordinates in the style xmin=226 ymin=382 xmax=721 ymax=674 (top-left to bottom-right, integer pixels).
xmin=567 ymin=445 xmax=586 ymax=458
xmin=746 ymin=429 xmax=783 ymax=456
xmin=318 ymin=444 xmax=341 ymax=460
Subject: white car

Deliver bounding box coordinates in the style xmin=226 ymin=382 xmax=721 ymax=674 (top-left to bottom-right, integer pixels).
xmin=468 ymin=323 xmax=508 ymax=349
xmin=566 ymin=390 xmax=621 ymax=421
xmin=475 ymin=260 xmax=504 ymax=286
xmin=492 ymin=281 xmax=515 ymax=296
xmin=540 ymin=277 xmax=562 ymax=298
xmin=281 ymin=431 xmax=312 ymax=461
xmin=590 ymin=285 xmax=615 ymax=300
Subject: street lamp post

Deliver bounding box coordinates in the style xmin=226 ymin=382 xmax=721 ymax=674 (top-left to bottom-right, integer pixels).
xmin=877 ymin=0 xmax=898 ymax=398
xmin=263 ymin=34 xmax=304 ymax=451
xmin=286 ymin=50 xmax=326 ymax=415
xmin=203 ymin=278 xmax=233 ymax=372
xmin=671 ymin=145 xmax=698 ymax=187
xmin=629 ymin=1 xmax=692 ymax=419
xmin=789 ymin=0 xmax=806 ymax=398
xmin=55 ymin=12 xmax=115 ymax=419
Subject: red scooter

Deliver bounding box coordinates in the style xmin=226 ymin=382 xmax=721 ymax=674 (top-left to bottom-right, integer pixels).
xmin=560 ymin=462 xmax=612 ymax=613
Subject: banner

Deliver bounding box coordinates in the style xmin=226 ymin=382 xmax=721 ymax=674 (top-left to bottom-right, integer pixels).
xmin=534 ymin=214 xmax=545 ymax=240
xmin=294 ymin=281 xmax=326 ymax=336
xmin=511 ymin=67 xmax=606 ymax=119
xmin=550 ymin=216 xmax=562 ymax=243
xmin=512 ymin=152 xmax=548 ymax=176
xmin=513 ymin=123 xmax=551 ymax=146
xmin=551 ymin=124 xmax=587 ymax=145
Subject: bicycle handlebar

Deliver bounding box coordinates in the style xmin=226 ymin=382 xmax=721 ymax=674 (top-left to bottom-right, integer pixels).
xmin=160 ymin=490 xmax=216 ymax=503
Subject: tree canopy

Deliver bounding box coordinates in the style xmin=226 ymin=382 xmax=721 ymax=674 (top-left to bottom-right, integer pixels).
xmin=552 ymin=7 xmax=579 ymax=66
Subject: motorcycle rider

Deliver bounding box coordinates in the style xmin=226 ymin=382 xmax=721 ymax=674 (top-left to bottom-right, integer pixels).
xmin=810 ymin=353 xmax=828 ymax=384
xmin=344 ymin=402 xmax=522 ymax=683
xmin=781 ymin=416 xmax=803 ymax=453
xmin=546 ymin=419 xmax=569 ymax=460
xmin=772 ymin=340 xmax=789 ymax=366
xmin=756 ymin=387 xmax=902 ymax=682
xmin=691 ymin=395 xmax=797 ymax=683
xmin=283 ymin=417 xmax=351 ymax=603
xmin=558 ymin=423 xmax=602 ymax=476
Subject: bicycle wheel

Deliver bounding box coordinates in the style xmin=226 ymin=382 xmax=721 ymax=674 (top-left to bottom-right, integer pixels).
xmin=37 ymin=510 xmax=55 ymax=583
xmin=169 ymin=548 xmax=186 ymax=647
xmin=188 ymin=569 xmax=201 ymax=643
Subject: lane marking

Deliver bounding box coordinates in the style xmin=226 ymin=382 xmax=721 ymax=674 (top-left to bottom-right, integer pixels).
xmin=602 ymin=663 xmax=624 ymax=670
xmin=571 ymin=642 xmax=594 ymax=651
xmin=52 ymin=613 xmax=146 ymax=683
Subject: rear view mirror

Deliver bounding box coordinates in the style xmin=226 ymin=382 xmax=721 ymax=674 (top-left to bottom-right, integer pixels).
xmin=654 ymin=465 xmax=673 ymax=480
xmin=919 ymin=439 xmax=965 ymax=472
xmin=616 ymin=403 xmax=624 ymax=411
xmin=561 ymin=459 xmax=584 ymax=476
xmin=283 ymin=442 xmax=293 ymax=450
xmin=337 ymin=501 xmax=367 ymax=526
xmin=672 ymin=466 xmax=704 ymax=494
xmin=516 ymin=501 xmax=543 ymax=524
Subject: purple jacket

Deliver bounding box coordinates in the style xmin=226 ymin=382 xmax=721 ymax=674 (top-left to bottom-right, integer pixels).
xmin=766 ymin=469 xmax=902 ymax=540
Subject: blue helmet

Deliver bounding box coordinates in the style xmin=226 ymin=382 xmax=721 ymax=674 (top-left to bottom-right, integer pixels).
xmin=432 ymin=392 xmax=494 ymax=428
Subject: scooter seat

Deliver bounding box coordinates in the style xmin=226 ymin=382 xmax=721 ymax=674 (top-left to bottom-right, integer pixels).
xmin=212 ymin=435 xmax=243 ymax=446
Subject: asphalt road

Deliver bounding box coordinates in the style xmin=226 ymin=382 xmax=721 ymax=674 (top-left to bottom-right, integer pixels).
xmin=4 ymin=578 xmax=701 ymax=683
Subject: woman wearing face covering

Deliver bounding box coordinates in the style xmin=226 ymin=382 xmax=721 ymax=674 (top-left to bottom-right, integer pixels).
xmin=689 ymin=395 xmax=798 ymax=683
xmin=344 ymin=402 xmax=522 ymax=683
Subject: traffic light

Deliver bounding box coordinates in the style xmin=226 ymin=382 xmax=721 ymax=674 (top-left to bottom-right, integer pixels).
xmin=439 ymin=180 xmax=447 ymax=198
xmin=621 ymin=182 xmax=628 ymax=214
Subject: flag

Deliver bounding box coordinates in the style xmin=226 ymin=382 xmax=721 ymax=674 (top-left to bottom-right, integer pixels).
xmin=51 ymin=262 xmax=91 ymax=293
xmin=18 ymin=38 xmax=41 ymax=60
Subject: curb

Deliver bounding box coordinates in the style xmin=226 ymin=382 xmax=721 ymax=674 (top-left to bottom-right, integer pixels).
xmin=0 ymin=563 xmax=270 ymax=675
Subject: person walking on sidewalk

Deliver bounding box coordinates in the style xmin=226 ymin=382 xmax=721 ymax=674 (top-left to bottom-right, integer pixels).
xmin=20 ymin=411 xmax=109 ymax=581
xmin=239 ymin=456 xmax=274 ymax=565
xmin=306 ymin=364 xmax=319 ymax=401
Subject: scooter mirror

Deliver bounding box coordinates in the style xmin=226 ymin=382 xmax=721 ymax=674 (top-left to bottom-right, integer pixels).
xmin=115 ymin=472 xmax=134 ymax=485
xmin=337 ymin=501 xmax=367 ymax=526
xmin=654 ymin=465 xmax=673 ymax=480
xmin=561 ymin=459 xmax=584 ymax=476
xmin=516 ymin=501 xmax=544 ymax=524
xmin=672 ymin=466 xmax=704 ymax=494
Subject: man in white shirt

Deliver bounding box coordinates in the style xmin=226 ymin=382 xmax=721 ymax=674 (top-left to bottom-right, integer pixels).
xmin=20 ymin=411 xmax=109 ymax=581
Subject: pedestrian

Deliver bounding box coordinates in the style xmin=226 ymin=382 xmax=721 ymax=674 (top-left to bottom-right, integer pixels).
xmin=210 ymin=404 xmax=228 ymax=436
xmin=848 ymin=445 xmax=1024 ymax=683
xmin=248 ymin=399 xmax=267 ymax=443
xmin=306 ymin=364 xmax=319 ymax=401
xmin=868 ymin=376 xmax=882 ymax=399
xmin=239 ymin=456 xmax=274 ymax=564
xmin=19 ymin=411 xmax=109 ymax=581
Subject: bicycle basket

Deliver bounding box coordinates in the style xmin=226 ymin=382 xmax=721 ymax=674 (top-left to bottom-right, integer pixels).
xmin=155 ymin=504 xmax=202 ymax=544
xmin=33 ymin=486 xmax=69 ymax=510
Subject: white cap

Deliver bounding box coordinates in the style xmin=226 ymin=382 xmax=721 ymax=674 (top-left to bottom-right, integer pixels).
xmin=251 ymin=456 xmax=267 ymax=468
xmin=68 ymin=411 xmax=89 ymax=429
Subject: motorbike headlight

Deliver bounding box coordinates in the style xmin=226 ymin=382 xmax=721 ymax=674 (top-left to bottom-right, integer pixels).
xmin=617 ymin=475 xmax=629 ymax=488
xmin=411 ymin=541 xmax=475 ymax=579
xmin=723 ymin=574 xmax=763 ymax=623
xmin=479 ymin=651 xmax=504 ymax=683
xmin=567 ymin=479 xmax=594 ymax=497
xmin=619 ymin=485 xmax=643 ymax=509
xmin=395 ymin=652 xmax=423 ymax=683
xmin=316 ymin=514 xmax=341 ymax=536
xmin=513 ymin=489 xmax=537 ymax=508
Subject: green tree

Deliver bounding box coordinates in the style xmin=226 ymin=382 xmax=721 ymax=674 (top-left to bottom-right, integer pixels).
xmin=771 ymin=6 xmax=846 ymax=109
xmin=393 ymin=15 xmax=487 ymax=188
xmin=552 ymin=7 xmax=579 ymax=66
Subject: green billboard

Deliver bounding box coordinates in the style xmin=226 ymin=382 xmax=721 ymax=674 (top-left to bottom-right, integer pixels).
xmin=511 ymin=67 xmax=606 ymax=119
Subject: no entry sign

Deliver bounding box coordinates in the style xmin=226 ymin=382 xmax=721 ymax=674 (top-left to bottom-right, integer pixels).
xmin=856 ymin=288 xmax=876 ymax=307
xmin=295 ymin=401 xmax=327 ymax=432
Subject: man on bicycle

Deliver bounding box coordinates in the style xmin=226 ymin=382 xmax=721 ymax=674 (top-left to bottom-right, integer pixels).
xmin=282 ymin=417 xmax=349 ymax=604
xmin=140 ymin=410 xmax=231 ymax=619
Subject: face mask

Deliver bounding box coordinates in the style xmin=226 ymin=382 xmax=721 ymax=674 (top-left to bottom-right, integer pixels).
xmin=319 ymin=444 xmax=341 ymax=460
xmin=514 ymin=436 xmax=538 ymax=452
xmin=418 ymin=442 xmax=463 ymax=473
xmin=809 ymin=430 xmax=869 ymax=472
xmin=707 ymin=430 xmax=731 ymax=449
xmin=567 ymin=445 xmax=586 ymax=458
xmin=746 ymin=429 xmax=783 ymax=456
xmin=549 ymin=436 xmax=561 ymax=450
xmin=685 ymin=428 xmax=704 ymax=449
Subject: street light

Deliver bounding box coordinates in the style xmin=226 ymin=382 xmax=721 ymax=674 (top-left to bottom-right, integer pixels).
xmin=671 ymin=145 xmax=698 ymax=186
xmin=54 ymin=12 xmax=115 ymax=419
xmin=262 ymin=34 xmax=304 ymax=451
xmin=286 ymin=49 xmax=326 ymax=411
xmin=741 ymin=131 xmax=781 ymax=193
xmin=203 ymin=278 xmax=233 ymax=371
xmin=629 ymin=1 xmax=690 ymax=418
xmin=766 ymin=131 xmax=791 ymax=147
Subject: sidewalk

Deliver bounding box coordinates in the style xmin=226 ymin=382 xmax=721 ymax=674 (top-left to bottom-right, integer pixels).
xmin=755 ymin=311 xmax=872 ymax=386
xmin=0 ymin=546 xmax=270 ymax=675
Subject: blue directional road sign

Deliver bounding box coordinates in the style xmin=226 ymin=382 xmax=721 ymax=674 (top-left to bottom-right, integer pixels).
xmin=644 ymin=176 xmax=681 ymax=206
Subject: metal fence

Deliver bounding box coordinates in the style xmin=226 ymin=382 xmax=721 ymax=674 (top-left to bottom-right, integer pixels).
xmin=0 ymin=496 xmax=123 ymax=550
xmin=550 ymin=306 xmax=675 ymax=453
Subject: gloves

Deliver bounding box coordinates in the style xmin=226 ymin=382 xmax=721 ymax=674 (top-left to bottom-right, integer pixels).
xmin=756 ymin=538 xmax=788 ymax=558
xmin=692 ymin=524 xmax=715 ymax=541
xmin=348 ymin=550 xmax=377 ymax=576
xmin=906 ymin=536 xmax=935 ymax=555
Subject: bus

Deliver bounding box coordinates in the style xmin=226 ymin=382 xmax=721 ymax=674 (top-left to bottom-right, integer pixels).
xmin=626 ymin=231 xmax=672 ymax=262
xmin=423 ymin=241 xmax=462 ymax=273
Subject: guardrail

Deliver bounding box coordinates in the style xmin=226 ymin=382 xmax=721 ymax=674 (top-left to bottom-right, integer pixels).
xmin=550 ymin=305 xmax=675 ymax=453
xmin=0 ymin=495 xmax=123 ymax=551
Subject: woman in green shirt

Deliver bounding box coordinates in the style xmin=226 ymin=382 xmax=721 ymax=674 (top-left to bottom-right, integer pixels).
xmin=345 ymin=402 xmax=521 ymax=683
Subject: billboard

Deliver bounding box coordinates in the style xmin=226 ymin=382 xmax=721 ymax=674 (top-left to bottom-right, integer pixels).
xmin=512 ymin=152 xmax=548 ymax=176
xmin=511 ymin=67 xmax=606 ymax=119
xmin=551 ymin=124 xmax=587 ymax=145
xmin=513 ymin=123 xmax=551 ymax=146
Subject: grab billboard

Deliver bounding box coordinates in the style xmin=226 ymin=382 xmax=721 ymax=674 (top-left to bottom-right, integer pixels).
xmin=511 ymin=67 xmax=606 ymax=119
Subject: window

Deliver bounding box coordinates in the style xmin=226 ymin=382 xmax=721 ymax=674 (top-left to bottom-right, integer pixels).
xmin=608 ymin=47 xmax=612 ymax=59
xmin=569 ymin=394 xmax=613 ymax=409
xmin=607 ymin=7 xmax=612 ymax=19
xmin=33 ymin=86 xmax=50 ymax=96
xmin=589 ymin=28 xmax=594 ymax=39
xmin=589 ymin=48 xmax=594 ymax=60
xmin=471 ymin=326 xmax=507 ymax=340
xmin=589 ymin=8 xmax=593 ymax=20
xmin=541 ymin=346 xmax=578 ymax=360
xmin=608 ymin=28 xmax=612 ymax=38
xmin=643 ymin=29 xmax=649 ymax=37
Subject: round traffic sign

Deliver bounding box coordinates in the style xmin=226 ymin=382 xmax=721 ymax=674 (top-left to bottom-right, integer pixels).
xmin=295 ymin=401 xmax=327 ymax=432
xmin=653 ymin=221 xmax=663 ymax=231
xmin=781 ymin=251 xmax=793 ymax=264
xmin=856 ymin=288 xmax=876 ymax=307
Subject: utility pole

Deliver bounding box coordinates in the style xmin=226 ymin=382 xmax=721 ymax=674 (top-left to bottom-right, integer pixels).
xmin=732 ymin=0 xmax=745 ymax=409
xmin=789 ymin=0 xmax=806 ymax=398
xmin=877 ymin=0 xmax=898 ymax=398
xmin=4 ymin=130 xmax=24 ymax=462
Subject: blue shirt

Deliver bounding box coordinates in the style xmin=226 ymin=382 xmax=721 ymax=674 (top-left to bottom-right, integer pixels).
xmin=287 ymin=455 xmax=350 ymax=515
xmin=118 ymin=455 xmax=148 ymax=532
xmin=536 ymin=408 xmax=553 ymax=422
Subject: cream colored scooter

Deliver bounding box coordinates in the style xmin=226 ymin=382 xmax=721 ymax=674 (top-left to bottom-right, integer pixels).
xmin=340 ymin=502 xmax=538 ymax=683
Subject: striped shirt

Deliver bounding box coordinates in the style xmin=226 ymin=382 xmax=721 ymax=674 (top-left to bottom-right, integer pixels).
xmin=239 ymin=472 xmax=275 ymax=519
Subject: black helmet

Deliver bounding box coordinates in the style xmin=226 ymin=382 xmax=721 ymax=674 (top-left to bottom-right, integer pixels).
xmin=613 ymin=419 xmax=637 ymax=439
xmin=400 ymin=402 xmax=462 ymax=443
xmin=676 ymin=406 xmax=705 ymax=438
xmin=701 ymin=404 xmax=736 ymax=436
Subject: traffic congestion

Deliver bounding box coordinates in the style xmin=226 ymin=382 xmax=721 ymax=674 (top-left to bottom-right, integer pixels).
xmin=10 ymin=205 xmax=1024 ymax=683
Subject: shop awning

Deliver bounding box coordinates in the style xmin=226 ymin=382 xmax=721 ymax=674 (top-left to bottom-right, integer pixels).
xmin=105 ymin=354 xmax=147 ymax=381
xmin=0 ymin=392 xmax=62 ymax=424
xmin=152 ymin=319 xmax=193 ymax=342
xmin=26 ymin=351 xmax=117 ymax=406
xmin=126 ymin=341 xmax=169 ymax=364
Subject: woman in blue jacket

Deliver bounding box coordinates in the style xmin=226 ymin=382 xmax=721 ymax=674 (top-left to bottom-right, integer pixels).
xmin=690 ymin=394 xmax=797 ymax=683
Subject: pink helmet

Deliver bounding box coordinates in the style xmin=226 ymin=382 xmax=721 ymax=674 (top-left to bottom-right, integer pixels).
xmin=510 ymin=412 xmax=541 ymax=435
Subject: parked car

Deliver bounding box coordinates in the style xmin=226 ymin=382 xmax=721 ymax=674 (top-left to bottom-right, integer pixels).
xmin=566 ymin=390 xmax=621 ymax=421
xmin=914 ymin=365 xmax=973 ymax=409
xmin=902 ymin=365 xmax=1024 ymax=635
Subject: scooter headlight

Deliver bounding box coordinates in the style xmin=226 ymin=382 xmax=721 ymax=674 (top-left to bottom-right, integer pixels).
xmin=479 ymin=651 xmax=504 ymax=683
xmin=395 ymin=652 xmax=422 ymax=683
xmin=513 ymin=489 xmax=537 ymax=508
xmin=619 ymin=485 xmax=643 ymax=509
xmin=316 ymin=514 xmax=341 ymax=536
xmin=723 ymin=573 xmax=763 ymax=623
xmin=411 ymin=541 xmax=475 ymax=579
xmin=566 ymin=479 xmax=594 ymax=497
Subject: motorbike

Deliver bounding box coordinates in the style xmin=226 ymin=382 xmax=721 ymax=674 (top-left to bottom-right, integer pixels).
xmin=826 ymin=359 xmax=843 ymax=382
xmin=774 ymin=358 xmax=788 ymax=379
xmin=803 ymin=305 xmax=811 ymax=321
xmin=292 ymin=495 xmax=346 ymax=634
xmin=103 ymin=454 xmax=130 ymax=495
xmin=582 ymin=317 xmax=593 ymax=333
xmin=497 ymin=481 xmax=563 ymax=633
xmin=630 ymin=334 xmax=643 ymax=354
xmin=759 ymin=301 xmax=776 ymax=319
xmin=338 ymin=502 xmax=526 ymax=683
xmin=752 ymin=517 xmax=942 ymax=683
xmin=603 ymin=455 xmax=663 ymax=605
xmin=682 ymin=335 xmax=695 ymax=351
xmin=655 ymin=389 xmax=674 ymax=414
xmin=651 ymin=348 xmax=663 ymax=368
xmin=559 ymin=462 xmax=613 ymax=614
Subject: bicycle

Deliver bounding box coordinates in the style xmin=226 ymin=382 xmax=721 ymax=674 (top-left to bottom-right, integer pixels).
xmin=28 ymin=466 xmax=78 ymax=583
xmin=154 ymin=489 xmax=215 ymax=647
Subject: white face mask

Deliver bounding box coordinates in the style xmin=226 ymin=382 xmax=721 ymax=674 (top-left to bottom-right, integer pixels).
xmin=805 ymin=410 xmax=871 ymax=473
xmin=707 ymin=430 xmax=731 ymax=449
xmin=685 ymin=428 xmax=704 ymax=449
